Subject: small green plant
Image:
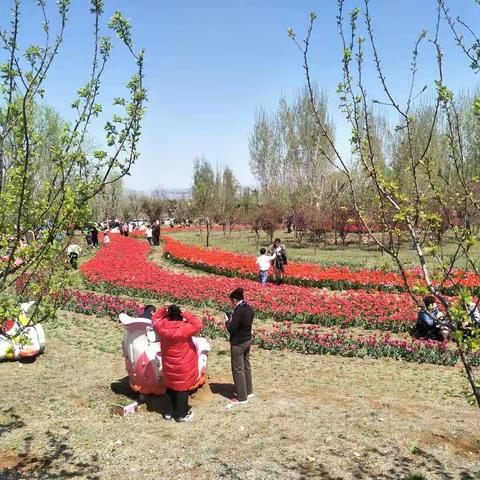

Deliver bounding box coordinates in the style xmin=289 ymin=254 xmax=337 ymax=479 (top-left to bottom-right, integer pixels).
xmin=404 ymin=473 xmax=426 ymax=480
xmin=408 ymin=442 xmax=420 ymax=455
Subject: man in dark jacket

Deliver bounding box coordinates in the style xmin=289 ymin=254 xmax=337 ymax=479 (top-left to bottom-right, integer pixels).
xmin=91 ymin=226 xmax=99 ymax=247
xmin=225 ymin=287 xmax=254 ymax=408
xmin=152 ymin=220 xmax=161 ymax=246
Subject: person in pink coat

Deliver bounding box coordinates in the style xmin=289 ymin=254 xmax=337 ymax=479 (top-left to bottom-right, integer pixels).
xmin=153 ymin=304 xmax=203 ymax=422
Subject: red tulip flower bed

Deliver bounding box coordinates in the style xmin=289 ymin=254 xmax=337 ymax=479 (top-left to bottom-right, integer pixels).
xmin=200 ymin=314 xmax=479 ymax=367
xmin=61 ymin=290 xmax=144 ymax=319
xmin=162 ymin=236 xmax=480 ymax=294
xmin=80 ymin=235 xmax=423 ymax=332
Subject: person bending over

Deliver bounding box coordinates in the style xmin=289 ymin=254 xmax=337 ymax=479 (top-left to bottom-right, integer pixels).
xmin=66 ymin=243 xmax=82 ymax=269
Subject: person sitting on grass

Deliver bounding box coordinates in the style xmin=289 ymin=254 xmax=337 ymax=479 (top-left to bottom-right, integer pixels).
xmin=153 ymin=304 xmax=203 ymax=422
xmin=255 ymin=248 xmax=276 ymax=285
xmin=416 ymin=296 xmax=449 ymax=341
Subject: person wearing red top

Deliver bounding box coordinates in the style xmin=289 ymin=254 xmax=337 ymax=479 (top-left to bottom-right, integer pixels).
xmin=153 ymin=304 xmax=203 ymax=422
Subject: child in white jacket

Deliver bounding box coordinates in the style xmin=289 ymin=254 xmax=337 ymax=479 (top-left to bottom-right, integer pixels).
xmin=255 ymin=248 xmax=276 ymax=285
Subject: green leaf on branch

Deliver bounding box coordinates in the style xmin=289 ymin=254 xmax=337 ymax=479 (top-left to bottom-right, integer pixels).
xmin=109 ymin=11 xmax=133 ymax=50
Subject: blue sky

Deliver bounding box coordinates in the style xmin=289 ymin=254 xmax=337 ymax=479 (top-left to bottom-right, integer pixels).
xmin=3 ymin=1 xmax=480 ymax=191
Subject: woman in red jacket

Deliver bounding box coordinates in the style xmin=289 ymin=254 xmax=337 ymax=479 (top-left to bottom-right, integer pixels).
xmin=153 ymin=304 xmax=203 ymax=422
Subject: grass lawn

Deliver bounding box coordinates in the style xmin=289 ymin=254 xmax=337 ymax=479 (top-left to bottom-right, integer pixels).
xmin=1 ymin=311 xmax=479 ymax=480
xmin=164 ymin=228 xmax=480 ymax=271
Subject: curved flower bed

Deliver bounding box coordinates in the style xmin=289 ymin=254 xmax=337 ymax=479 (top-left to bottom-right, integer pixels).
xmin=80 ymin=235 xmax=421 ymax=332
xmin=201 ymin=315 xmax=480 ymax=367
xmin=59 ymin=289 xmax=478 ymax=367
xmin=163 ymin=236 xmax=480 ymax=294
xmin=62 ymin=290 xmax=144 ymax=319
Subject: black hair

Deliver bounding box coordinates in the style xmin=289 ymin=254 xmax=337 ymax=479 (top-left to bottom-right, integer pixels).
xmin=423 ymin=296 xmax=436 ymax=308
xmin=229 ymin=287 xmax=244 ymax=301
xmin=274 ymin=238 xmax=281 ymax=243
xmin=142 ymin=304 xmax=157 ymax=320
xmin=260 ymin=247 xmax=266 ymax=254
xmin=167 ymin=304 xmax=183 ymax=321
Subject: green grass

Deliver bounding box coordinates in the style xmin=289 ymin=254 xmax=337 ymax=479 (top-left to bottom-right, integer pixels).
xmin=165 ymin=228 xmax=480 ymax=271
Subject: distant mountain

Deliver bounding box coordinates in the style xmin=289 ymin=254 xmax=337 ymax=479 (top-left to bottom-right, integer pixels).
xmin=157 ymin=188 xmax=191 ymax=199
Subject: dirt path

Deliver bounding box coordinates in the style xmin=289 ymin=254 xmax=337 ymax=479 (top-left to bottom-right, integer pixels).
xmin=1 ymin=312 xmax=479 ymax=479
xmin=148 ymin=243 xmax=214 ymax=277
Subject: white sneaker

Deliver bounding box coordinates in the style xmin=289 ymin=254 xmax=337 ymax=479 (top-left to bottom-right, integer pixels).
xmin=226 ymin=398 xmax=248 ymax=409
xmin=233 ymin=392 xmax=255 ymax=399
xmin=176 ymin=410 xmax=194 ymax=422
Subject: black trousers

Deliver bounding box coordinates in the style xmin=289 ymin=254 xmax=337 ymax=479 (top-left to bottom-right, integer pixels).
xmin=231 ymin=341 xmax=253 ymax=401
xmin=165 ymin=388 xmax=190 ymax=419
xmin=69 ymin=253 xmax=78 ymax=269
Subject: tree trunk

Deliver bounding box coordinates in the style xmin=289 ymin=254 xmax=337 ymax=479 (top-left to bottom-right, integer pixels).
xmin=458 ymin=347 xmax=480 ymax=408
xmin=389 ymin=234 xmax=394 ymax=251
xmin=206 ymin=222 xmax=211 ymax=247
xmin=0 ymin=155 xmax=4 ymax=195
